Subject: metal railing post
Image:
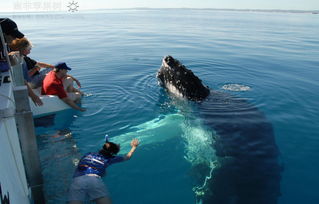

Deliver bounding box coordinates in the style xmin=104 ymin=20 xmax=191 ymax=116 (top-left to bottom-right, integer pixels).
xmin=1 ymin=26 xmax=45 ymax=204
xmin=13 ymin=85 xmax=45 ymax=204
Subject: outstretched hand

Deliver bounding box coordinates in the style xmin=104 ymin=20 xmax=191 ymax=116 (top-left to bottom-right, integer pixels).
xmin=130 ymin=138 xmax=139 ymax=147
xmin=124 ymin=138 xmax=140 ymax=161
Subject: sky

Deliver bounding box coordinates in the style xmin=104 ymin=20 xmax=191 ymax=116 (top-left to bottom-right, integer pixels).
xmin=0 ymin=0 xmax=318 ymax=12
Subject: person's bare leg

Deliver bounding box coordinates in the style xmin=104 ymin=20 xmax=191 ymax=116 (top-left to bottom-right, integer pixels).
xmin=63 ymin=77 xmax=75 ymax=92
xmin=68 ymin=85 xmax=78 ymax=93
xmin=67 ymin=92 xmax=81 ymax=103
xmin=94 ymin=196 xmax=112 ymax=204
xmin=63 ymin=77 xmax=84 ymax=95
xmin=66 ymin=84 xmax=75 ymax=92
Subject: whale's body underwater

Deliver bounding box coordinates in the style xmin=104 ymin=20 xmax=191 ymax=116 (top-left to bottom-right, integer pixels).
xmin=157 ymin=56 xmax=282 ymax=204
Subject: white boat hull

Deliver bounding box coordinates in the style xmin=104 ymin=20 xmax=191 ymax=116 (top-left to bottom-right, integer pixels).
xmin=29 ymin=88 xmax=71 ymax=118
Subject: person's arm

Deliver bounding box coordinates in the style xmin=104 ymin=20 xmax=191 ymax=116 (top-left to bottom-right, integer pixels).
xmin=123 ymin=139 xmax=140 ymax=161
xmin=28 ymin=65 xmax=40 ymax=76
xmin=26 ymin=82 xmax=43 ymax=106
xmin=61 ymin=97 xmax=86 ymax=112
xmin=36 ymin=62 xmax=55 ymax=69
xmin=67 ymin=74 xmax=81 ymax=88
xmin=8 ymin=51 xmax=21 ymax=66
xmin=28 ymin=62 xmax=55 ymax=76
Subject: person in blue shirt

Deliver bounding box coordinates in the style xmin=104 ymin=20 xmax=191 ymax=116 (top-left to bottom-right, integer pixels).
xmin=68 ymin=138 xmax=140 ymax=204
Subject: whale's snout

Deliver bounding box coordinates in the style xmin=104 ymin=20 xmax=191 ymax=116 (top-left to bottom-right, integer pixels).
xmin=157 ymin=56 xmax=210 ymax=101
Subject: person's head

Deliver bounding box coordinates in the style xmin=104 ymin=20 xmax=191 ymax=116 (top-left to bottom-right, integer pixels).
xmin=9 ymin=37 xmax=32 ymax=55
xmin=0 ymin=18 xmax=24 ymax=43
xmin=54 ymin=62 xmax=72 ymax=77
xmin=99 ymin=142 xmax=120 ymax=157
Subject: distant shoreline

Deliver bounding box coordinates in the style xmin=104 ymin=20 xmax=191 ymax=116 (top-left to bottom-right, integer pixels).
xmin=129 ymin=8 xmax=319 ymax=14
xmin=0 ymin=8 xmax=318 ymax=14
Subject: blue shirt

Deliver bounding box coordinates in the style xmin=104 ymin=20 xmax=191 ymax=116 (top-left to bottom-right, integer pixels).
xmin=22 ymin=60 xmax=31 ymax=82
xmin=74 ymin=152 xmax=125 ymax=177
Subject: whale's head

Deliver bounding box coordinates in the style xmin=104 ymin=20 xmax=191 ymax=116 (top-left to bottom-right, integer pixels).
xmin=157 ymin=56 xmax=210 ymax=101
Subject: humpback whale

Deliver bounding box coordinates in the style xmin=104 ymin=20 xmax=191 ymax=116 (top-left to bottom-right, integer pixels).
xmin=157 ymin=56 xmax=282 ymax=204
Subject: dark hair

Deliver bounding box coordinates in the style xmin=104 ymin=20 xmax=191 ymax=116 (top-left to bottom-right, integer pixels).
xmin=99 ymin=142 xmax=120 ymax=157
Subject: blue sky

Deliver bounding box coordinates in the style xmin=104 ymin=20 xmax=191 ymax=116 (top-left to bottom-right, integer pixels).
xmin=0 ymin=0 xmax=318 ymax=12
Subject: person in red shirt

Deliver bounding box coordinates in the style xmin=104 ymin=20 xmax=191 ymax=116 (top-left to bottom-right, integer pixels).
xmin=42 ymin=62 xmax=86 ymax=112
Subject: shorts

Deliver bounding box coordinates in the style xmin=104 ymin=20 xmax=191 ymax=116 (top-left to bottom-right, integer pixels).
xmin=68 ymin=175 xmax=110 ymax=202
xmin=67 ymin=92 xmax=81 ymax=101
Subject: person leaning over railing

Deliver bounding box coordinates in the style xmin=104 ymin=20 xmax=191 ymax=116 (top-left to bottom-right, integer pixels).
xmin=0 ymin=18 xmax=43 ymax=106
xmin=9 ymin=37 xmax=82 ymax=90
xmin=9 ymin=37 xmax=55 ymax=88
xmin=41 ymin=62 xmax=86 ymax=112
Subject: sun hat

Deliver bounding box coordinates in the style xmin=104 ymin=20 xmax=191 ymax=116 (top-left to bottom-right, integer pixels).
xmin=0 ymin=18 xmax=24 ymax=38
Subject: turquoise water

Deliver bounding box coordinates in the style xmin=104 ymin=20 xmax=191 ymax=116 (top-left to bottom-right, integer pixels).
xmin=3 ymin=9 xmax=319 ymax=203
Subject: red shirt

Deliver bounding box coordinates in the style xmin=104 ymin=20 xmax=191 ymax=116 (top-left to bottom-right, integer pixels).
xmin=41 ymin=71 xmax=67 ymax=99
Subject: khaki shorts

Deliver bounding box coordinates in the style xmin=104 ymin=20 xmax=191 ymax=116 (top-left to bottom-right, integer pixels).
xmin=63 ymin=77 xmax=81 ymax=101
xmin=67 ymin=92 xmax=81 ymax=101
xmin=68 ymin=175 xmax=110 ymax=202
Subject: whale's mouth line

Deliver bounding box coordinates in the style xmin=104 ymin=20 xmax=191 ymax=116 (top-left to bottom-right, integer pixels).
xmin=162 ymin=58 xmax=169 ymax=69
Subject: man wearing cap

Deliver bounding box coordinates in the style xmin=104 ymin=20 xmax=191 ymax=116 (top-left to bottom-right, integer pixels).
xmin=42 ymin=62 xmax=86 ymax=111
xmin=0 ymin=18 xmax=43 ymax=106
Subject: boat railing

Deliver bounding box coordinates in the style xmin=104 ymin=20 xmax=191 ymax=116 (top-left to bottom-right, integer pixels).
xmin=0 ymin=25 xmax=45 ymax=204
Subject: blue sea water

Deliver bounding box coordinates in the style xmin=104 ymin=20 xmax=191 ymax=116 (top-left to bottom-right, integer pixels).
xmin=2 ymin=9 xmax=319 ymax=203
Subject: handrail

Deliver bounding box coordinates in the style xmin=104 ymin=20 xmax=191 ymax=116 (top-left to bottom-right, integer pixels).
xmin=0 ymin=26 xmax=25 ymax=86
xmin=0 ymin=24 xmax=45 ymax=203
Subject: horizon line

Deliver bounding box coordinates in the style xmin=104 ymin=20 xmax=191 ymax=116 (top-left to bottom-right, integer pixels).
xmin=0 ymin=7 xmax=319 ymax=13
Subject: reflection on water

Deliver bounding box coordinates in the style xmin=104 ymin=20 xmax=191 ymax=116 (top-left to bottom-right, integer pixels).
xmin=35 ymin=110 xmax=81 ymax=203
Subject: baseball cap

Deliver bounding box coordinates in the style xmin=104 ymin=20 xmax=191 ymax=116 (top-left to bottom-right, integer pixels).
xmin=55 ymin=62 xmax=72 ymax=70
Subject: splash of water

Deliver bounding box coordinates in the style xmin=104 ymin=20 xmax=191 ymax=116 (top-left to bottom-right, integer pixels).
xmin=111 ymin=113 xmax=218 ymax=199
xmin=82 ymin=106 xmax=105 ymax=117
xmin=181 ymin=119 xmax=215 ymax=166
xmin=181 ymin=118 xmax=217 ymax=199
xmin=222 ymin=83 xmax=251 ymax=91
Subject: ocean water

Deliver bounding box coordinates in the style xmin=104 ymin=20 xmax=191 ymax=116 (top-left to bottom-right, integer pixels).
xmin=3 ymin=9 xmax=319 ymax=203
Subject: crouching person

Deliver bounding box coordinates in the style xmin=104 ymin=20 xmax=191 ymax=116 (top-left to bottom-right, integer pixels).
xmin=68 ymin=138 xmax=140 ymax=204
xmin=41 ymin=62 xmax=85 ymax=111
